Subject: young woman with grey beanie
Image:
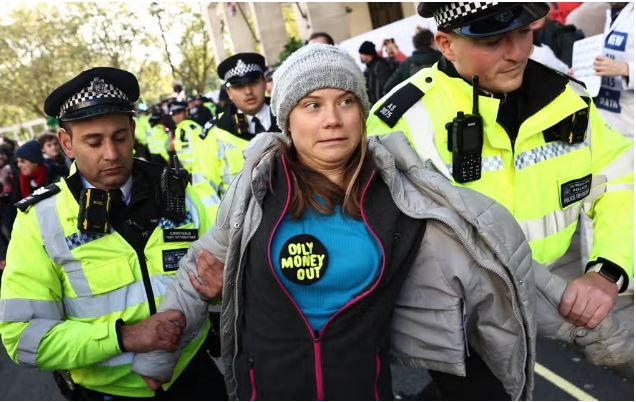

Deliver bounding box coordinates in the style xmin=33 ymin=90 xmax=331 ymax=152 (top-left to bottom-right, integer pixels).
xmin=132 ymin=44 xmax=631 ymax=400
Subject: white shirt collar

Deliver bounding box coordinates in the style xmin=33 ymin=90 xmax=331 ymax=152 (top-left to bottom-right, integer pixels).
xmin=247 ymin=103 xmax=272 ymax=134
xmin=80 ymin=174 xmax=133 ymax=205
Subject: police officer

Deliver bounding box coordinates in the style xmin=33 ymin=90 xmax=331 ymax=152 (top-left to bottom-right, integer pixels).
xmin=191 ymin=52 xmax=280 ymax=209
xmin=187 ymin=95 xmax=213 ymax=127
xmin=133 ymin=102 xmax=151 ymax=160
xmin=147 ymin=107 xmax=170 ymax=166
xmin=367 ymin=3 xmax=633 ymax=399
xmin=170 ymin=100 xmax=201 ymax=174
xmin=0 ymin=67 xmax=227 ymax=400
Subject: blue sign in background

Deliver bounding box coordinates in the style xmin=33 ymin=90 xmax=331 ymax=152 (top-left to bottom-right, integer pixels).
xmin=605 ymin=31 xmax=628 ymax=51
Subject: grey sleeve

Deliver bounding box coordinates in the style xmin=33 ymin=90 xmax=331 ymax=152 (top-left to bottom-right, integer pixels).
xmin=533 ymin=265 xmax=633 ymax=366
xmin=131 ymin=196 xmax=234 ymax=381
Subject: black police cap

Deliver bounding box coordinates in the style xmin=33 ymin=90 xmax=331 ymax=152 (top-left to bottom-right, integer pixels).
xmin=418 ymin=2 xmax=549 ymax=38
xmin=217 ymin=52 xmax=266 ymax=87
xmin=44 ymin=67 xmax=139 ymax=122
xmin=168 ymin=101 xmax=188 ymax=115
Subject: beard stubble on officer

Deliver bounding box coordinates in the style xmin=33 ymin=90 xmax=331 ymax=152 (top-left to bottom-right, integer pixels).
xmin=435 ymin=26 xmax=535 ymax=94
xmin=58 ymin=113 xmax=135 ymax=191
xmin=226 ymin=77 xmax=267 ymax=115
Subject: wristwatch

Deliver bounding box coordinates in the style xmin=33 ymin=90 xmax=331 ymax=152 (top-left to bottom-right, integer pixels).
xmin=587 ymin=263 xmax=624 ymax=290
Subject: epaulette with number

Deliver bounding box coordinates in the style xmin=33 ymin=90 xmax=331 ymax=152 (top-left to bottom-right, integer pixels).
xmin=200 ymin=116 xmax=217 ymax=140
xmin=15 ymin=184 xmax=61 ymax=212
xmin=373 ymin=83 xmax=425 ymax=128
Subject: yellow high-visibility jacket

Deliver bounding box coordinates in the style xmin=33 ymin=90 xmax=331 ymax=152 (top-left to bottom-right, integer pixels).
xmin=367 ymin=60 xmax=633 ymax=287
xmin=173 ymin=119 xmax=201 ymax=173
xmin=0 ymin=161 xmax=212 ymax=397
xmin=147 ymin=123 xmax=170 ymax=162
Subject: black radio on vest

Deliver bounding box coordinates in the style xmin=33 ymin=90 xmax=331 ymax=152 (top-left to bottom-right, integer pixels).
xmin=446 ymin=75 xmax=483 ymax=183
xmin=161 ymin=155 xmax=188 ymax=222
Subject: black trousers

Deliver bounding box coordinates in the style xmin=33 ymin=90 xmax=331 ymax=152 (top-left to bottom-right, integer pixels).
xmin=59 ymin=326 xmax=227 ymax=401
xmin=428 ymin=349 xmax=510 ymax=401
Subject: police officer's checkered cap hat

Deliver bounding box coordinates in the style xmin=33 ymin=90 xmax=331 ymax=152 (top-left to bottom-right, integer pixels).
xmin=216 ymin=53 xmax=266 ymax=86
xmin=223 ymin=59 xmax=262 ymax=81
xmin=417 ymin=2 xmax=550 ymax=36
xmin=60 ymin=77 xmax=130 ymax=117
xmin=44 ymin=67 xmax=139 ymax=121
xmin=434 ymin=2 xmax=498 ymax=28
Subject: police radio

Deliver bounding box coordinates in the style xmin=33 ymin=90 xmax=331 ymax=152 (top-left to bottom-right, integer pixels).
xmin=161 ymin=156 xmax=188 ymax=223
xmin=446 ymin=76 xmax=483 ymax=183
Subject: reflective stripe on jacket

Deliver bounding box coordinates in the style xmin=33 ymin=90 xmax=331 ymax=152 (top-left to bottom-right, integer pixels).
xmin=0 ymin=176 xmax=211 ymax=397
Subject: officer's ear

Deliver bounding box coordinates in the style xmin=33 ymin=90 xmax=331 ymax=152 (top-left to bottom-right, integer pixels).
xmin=435 ymin=31 xmax=456 ymax=62
xmin=57 ymin=126 xmax=75 ymax=159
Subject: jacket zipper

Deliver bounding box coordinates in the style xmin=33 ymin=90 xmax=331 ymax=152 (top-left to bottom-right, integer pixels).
xmin=374 ymin=352 xmax=381 ymax=401
xmin=264 ymin=160 xmax=387 ymax=400
xmin=136 ymin=250 xmax=156 ymax=315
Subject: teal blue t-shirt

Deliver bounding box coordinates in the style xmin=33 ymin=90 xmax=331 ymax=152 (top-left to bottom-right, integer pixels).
xmin=271 ymin=205 xmax=382 ymax=332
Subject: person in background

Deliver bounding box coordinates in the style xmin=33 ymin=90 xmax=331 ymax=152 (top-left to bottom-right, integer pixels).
xmin=384 ymin=29 xmax=442 ymax=92
xmin=172 ymin=83 xmax=186 ymax=102
xmin=133 ymin=103 xmax=151 ymax=161
xmin=215 ymin=87 xmax=229 ymax=118
xmin=359 ymin=40 xmax=393 ymax=104
xmin=530 ymin=17 xmax=570 ymax=73
xmin=593 ymin=2 xmax=633 ymax=139
xmin=192 ymin=52 xmax=280 ymax=213
xmin=187 ymin=95 xmax=213 ymax=127
xmin=38 ymin=132 xmax=70 ymax=178
xmin=15 ymin=140 xmax=61 ymax=199
xmin=0 ymin=148 xmax=16 ymax=277
xmin=147 ymin=107 xmax=170 ymax=167
xmin=566 ymin=2 xmax=609 ymax=37
xmin=308 ymin=31 xmax=335 ymax=45
xmin=382 ymin=38 xmax=407 ymax=64
xmin=132 ymin=43 xmax=632 ymax=401
xmin=169 ymin=100 xmax=201 ymax=174
xmin=264 ymin=67 xmax=276 ymax=96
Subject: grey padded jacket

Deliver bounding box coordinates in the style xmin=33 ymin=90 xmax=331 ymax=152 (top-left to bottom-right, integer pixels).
xmin=132 ymin=131 xmax=632 ymax=401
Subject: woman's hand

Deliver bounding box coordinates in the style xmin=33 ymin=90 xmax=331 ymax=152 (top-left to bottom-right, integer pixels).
xmin=593 ymin=56 xmax=629 ymax=77
xmin=189 ymin=250 xmax=224 ymax=300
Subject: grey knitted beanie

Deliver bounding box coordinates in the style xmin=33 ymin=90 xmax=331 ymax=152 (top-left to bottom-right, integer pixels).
xmin=271 ymin=43 xmax=370 ymax=135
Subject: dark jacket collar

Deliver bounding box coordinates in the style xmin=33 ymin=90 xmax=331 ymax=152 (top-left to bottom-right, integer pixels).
xmin=65 ymin=158 xmax=163 ymax=221
xmin=216 ymin=98 xmax=280 ymax=140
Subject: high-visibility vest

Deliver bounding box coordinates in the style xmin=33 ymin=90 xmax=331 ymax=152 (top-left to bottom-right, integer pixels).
xmin=0 ymin=176 xmax=212 ymax=397
xmin=134 ymin=115 xmax=152 ymax=146
xmin=367 ymin=64 xmax=634 ymax=278
xmin=191 ymin=120 xmax=250 ymax=199
xmin=173 ymin=119 xmax=201 ymax=173
xmin=148 ymin=124 xmax=170 ymax=162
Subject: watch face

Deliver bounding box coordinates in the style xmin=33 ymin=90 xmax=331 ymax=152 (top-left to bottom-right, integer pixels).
xmin=599 ymin=265 xmax=622 ymax=283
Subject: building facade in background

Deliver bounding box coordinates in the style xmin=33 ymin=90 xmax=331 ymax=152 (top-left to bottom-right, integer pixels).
xmin=204 ymin=2 xmax=417 ymax=66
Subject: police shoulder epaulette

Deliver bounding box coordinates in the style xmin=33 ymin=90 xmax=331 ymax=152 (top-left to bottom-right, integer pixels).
xmin=200 ymin=118 xmax=216 ymax=139
xmin=189 ymin=122 xmax=199 ymax=131
xmin=373 ymin=83 xmax=425 ymax=128
xmin=15 ymin=184 xmax=61 ymax=212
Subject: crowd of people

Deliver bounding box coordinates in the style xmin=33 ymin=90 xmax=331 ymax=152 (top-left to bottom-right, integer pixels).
xmin=0 ymin=2 xmax=633 ymax=401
